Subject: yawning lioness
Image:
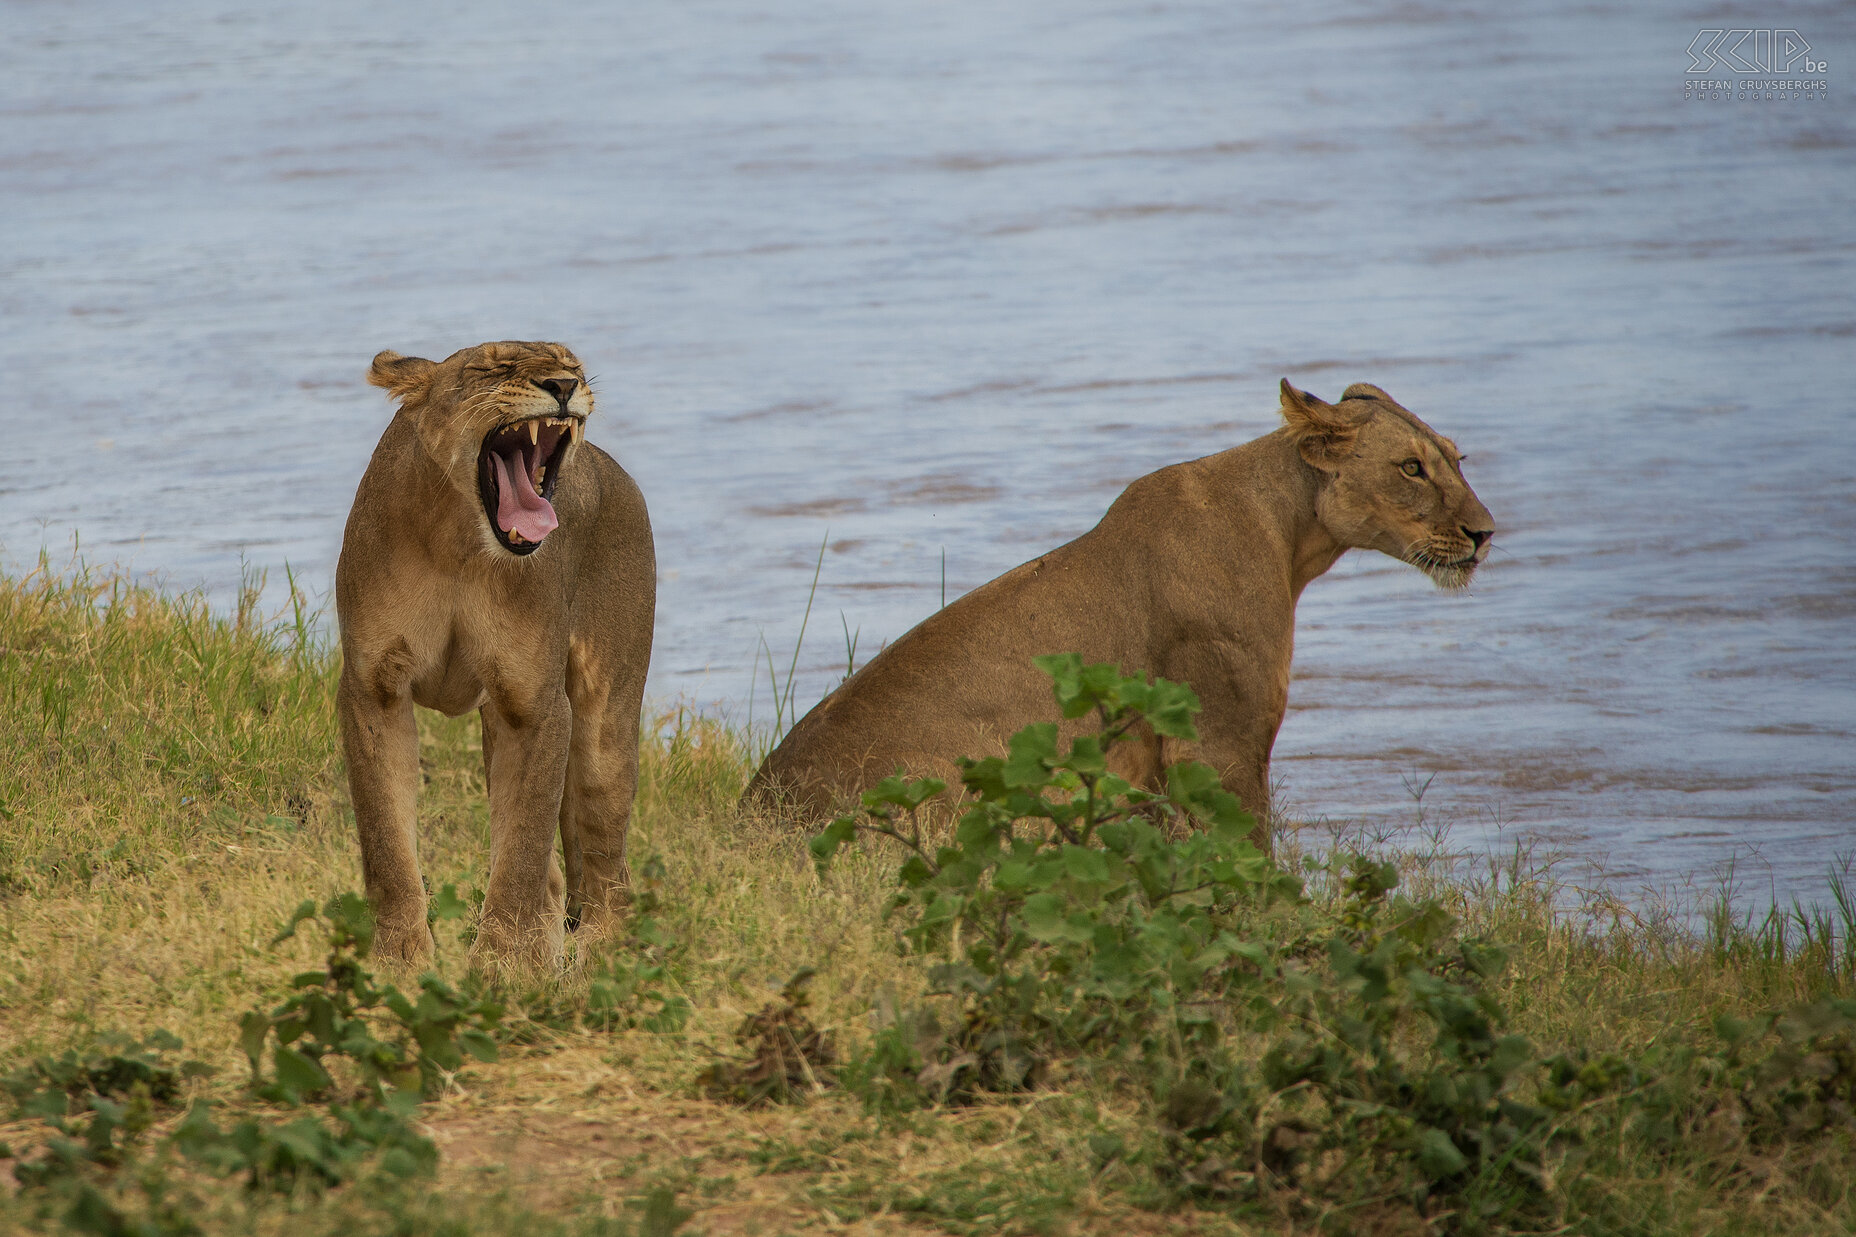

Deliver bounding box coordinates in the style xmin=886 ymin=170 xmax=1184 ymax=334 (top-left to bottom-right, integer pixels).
xmin=336 ymin=341 xmax=655 ymax=972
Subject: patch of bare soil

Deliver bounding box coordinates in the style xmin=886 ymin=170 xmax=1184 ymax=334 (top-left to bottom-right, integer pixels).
xmin=422 ymin=1042 xmax=942 ymax=1234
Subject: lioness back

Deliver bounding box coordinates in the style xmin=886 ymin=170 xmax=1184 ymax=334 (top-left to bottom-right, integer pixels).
xmin=750 ymin=539 xmax=1136 ymax=817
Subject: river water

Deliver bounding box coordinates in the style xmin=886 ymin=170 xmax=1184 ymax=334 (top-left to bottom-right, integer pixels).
xmin=3 ymin=2 xmax=1851 ymax=909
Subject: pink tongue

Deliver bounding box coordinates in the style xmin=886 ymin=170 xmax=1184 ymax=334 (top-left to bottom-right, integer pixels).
xmin=491 ymin=446 xmax=558 ymax=543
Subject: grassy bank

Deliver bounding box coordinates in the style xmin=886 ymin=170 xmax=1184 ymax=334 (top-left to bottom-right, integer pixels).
xmin=0 ymin=561 xmax=1851 ymax=1236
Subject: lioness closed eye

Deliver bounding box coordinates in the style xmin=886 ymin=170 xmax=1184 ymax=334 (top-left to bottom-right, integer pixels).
xmin=745 ymin=379 xmax=1495 ymax=851
xmin=336 ymin=341 xmax=655 ymax=971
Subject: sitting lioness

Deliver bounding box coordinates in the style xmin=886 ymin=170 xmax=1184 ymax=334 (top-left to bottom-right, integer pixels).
xmin=745 ymin=380 xmax=1494 ymax=850
xmin=336 ymin=341 xmax=654 ymax=971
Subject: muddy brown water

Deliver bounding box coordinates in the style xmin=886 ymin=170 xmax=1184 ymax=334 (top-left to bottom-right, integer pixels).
xmin=2 ymin=2 xmax=1851 ymax=910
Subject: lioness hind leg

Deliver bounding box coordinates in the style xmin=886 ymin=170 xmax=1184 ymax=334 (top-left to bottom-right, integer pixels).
xmin=557 ymin=719 xmax=637 ymax=940
xmin=473 ymin=696 xmax=573 ymax=973
xmin=558 ymin=662 xmax=643 ymax=941
xmin=337 ymin=665 xmax=434 ymax=966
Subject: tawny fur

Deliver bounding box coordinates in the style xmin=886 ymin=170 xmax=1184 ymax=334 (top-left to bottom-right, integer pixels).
xmin=336 ymin=341 xmax=654 ymax=973
xmin=744 ymin=380 xmax=1495 ymax=851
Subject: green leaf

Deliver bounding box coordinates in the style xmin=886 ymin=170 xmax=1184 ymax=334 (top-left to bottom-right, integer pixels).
xmin=238 ymin=1011 xmax=271 ymax=1075
xmin=861 ymin=775 xmax=945 ymax=812
xmin=1164 ymin=761 xmax=1252 ymax=833
xmin=1229 ymin=940 xmax=1274 ymax=974
xmin=1141 ymin=677 xmax=1201 ymax=740
xmin=632 ymin=1186 xmax=694 ymax=1237
xmin=808 ymin=817 xmax=858 ymax=870
xmin=1033 ymin=653 xmax=1087 ymax=715
xmin=1003 ymin=724 xmax=1059 ymax=788
xmin=1460 ymin=939 xmax=1510 ymax=980
xmin=429 ymin=883 xmax=470 ymax=923
xmin=642 ymin=997 xmax=692 ymax=1034
xmin=953 ymin=809 xmax=1001 ymax=848
xmin=1395 ymin=899 xmax=1457 ymax=949
xmin=1060 ymin=845 xmax=1111 ymax=885
xmin=324 ymin=892 xmax=376 ymax=955
xmin=957 ymin=755 xmax=1009 ymax=800
xmin=271 ymin=1046 xmax=332 ymax=1100
xmin=993 ymin=860 xmax=1033 ymax=892
xmin=1063 ymin=734 xmax=1108 ymax=778
xmin=413 ymin=1022 xmax=463 ymax=1071
xmin=270 ymin=899 xmax=318 ymax=946
xmin=1490 ymin=1034 xmax=1534 ymax=1079
xmin=1075 ymin=661 xmax=1125 ymax=708
xmin=383 ymin=990 xmax=416 ymax=1023
xmin=458 ymin=1029 xmax=499 ymax=1064
xmin=1021 ymin=893 xmax=1093 ymax=944
xmin=1414 ymin=1125 xmax=1468 ymax=1178
xmin=1713 ymin=1013 xmax=1767 ymax=1048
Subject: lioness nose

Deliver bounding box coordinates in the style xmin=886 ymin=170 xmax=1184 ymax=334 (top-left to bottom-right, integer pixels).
xmin=536 ymin=377 xmax=579 ymax=408
xmin=1464 ymin=527 xmax=1492 ymax=551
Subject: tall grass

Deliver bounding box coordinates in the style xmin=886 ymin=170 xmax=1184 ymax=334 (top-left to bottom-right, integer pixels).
xmin=1 ymin=561 xmax=1851 ymax=1236
xmin=0 ymin=554 xmax=336 ymax=899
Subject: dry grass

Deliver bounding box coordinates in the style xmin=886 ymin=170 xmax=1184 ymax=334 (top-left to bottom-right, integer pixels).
xmin=1 ymin=560 xmax=1851 ymax=1235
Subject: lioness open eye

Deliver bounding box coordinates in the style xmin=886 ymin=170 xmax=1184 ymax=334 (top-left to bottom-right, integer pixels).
xmin=1400 ymin=459 xmax=1425 ymax=478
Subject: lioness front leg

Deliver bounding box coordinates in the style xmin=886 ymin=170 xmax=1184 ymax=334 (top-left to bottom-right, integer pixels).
xmin=337 ymin=666 xmax=434 ymax=966
xmin=475 ymin=692 xmax=574 ymax=973
xmin=1160 ymin=644 xmax=1281 ymax=854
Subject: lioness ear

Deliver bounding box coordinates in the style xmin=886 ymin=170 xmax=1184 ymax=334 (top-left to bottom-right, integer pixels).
xmin=367 ymin=350 xmax=437 ymax=400
xmin=1280 ymin=378 xmax=1361 ymax=468
xmin=1340 ymin=382 xmax=1394 ymax=404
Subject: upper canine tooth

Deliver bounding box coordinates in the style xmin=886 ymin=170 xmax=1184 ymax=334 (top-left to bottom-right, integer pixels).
xmin=526 ymin=421 xmax=539 ymax=445
xmin=569 ymin=421 xmax=582 ymax=444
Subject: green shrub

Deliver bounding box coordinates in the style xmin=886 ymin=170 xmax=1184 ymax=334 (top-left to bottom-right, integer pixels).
xmin=7 ymin=894 xmax=501 ymax=1231
xmin=239 ymin=892 xmax=503 ymax=1105
xmin=4 ymin=1032 xmax=214 ymax=1123
xmin=808 ymin=655 xmax=1850 ymax=1230
xmin=1159 ymin=854 xmax=1552 ymax=1231
xmin=812 ymin=654 xmax=1301 ymax=1104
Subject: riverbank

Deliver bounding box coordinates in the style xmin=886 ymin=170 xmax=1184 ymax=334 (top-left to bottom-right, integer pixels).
xmin=1 ymin=563 xmax=1850 ymax=1235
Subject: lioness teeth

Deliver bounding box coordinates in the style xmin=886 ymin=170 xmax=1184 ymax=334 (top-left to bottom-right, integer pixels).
xmin=527 ymin=421 xmax=539 ymax=445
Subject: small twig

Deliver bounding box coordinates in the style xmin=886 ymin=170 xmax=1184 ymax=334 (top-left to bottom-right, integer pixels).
xmin=856 ymin=815 xmax=944 ymax=877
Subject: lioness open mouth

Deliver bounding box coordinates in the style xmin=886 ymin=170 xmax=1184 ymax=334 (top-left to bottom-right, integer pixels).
xmin=478 ymin=417 xmax=581 ymax=555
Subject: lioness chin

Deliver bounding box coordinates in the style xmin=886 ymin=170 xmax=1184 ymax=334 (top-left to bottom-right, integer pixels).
xmin=745 ymin=379 xmax=1495 ymax=851
xmin=336 ymin=341 xmax=654 ymax=974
